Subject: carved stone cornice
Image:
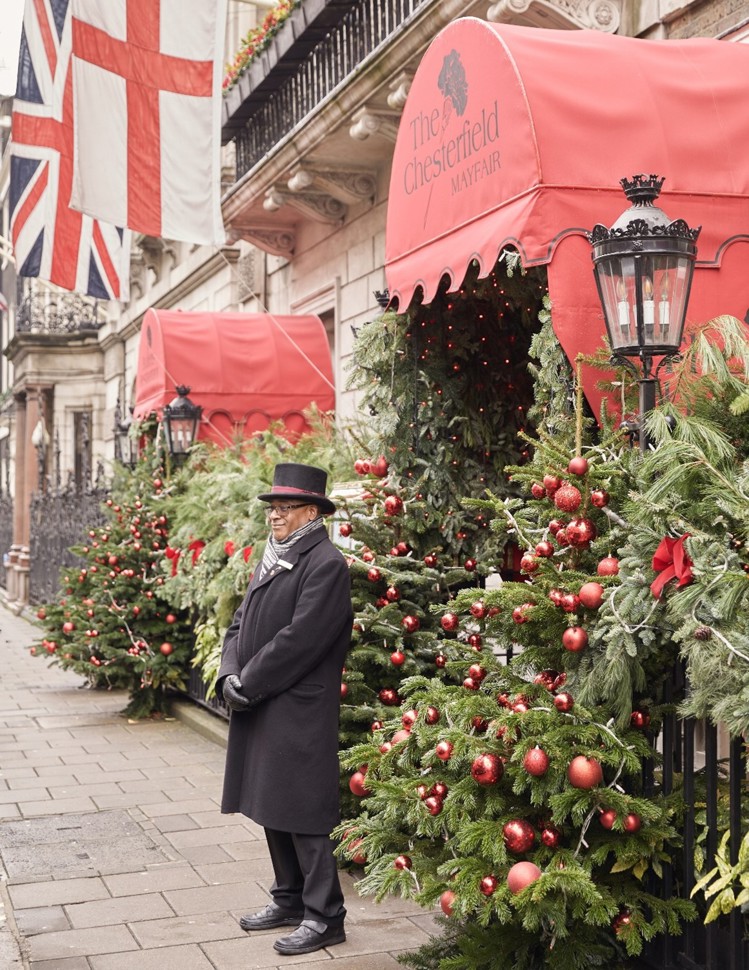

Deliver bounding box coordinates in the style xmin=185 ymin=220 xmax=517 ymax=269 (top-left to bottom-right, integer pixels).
xmin=486 ymin=0 xmax=621 ymax=32
xmin=287 ymin=167 xmax=376 ymax=204
xmin=349 ymin=107 xmax=400 ymax=143
xmin=263 ymin=187 xmax=346 ymax=224
xmin=230 ymin=226 xmax=296 ymax=258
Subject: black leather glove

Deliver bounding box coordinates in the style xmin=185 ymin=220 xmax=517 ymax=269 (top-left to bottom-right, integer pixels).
xmin=222 ymin=674 xmax=251 ymax=712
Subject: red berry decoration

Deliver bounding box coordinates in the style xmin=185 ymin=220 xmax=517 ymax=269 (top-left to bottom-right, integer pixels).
xmin=440 ymin=890 xmax=456 ymax=916
xmin=535 ymin=540 xmax=555 ymax=558
xmin=540 ymin=825 xmax=561 ymax=848
xmin=424 ymin=796 xmax=443 ymax=816
xmin=578 ymin=582 xmax=605 ymax=609
xmin=567 ymin=456 xmax=589 ymax=476
xmin=367 ymin=567 xmax=381 ymax=583
xmin=436 ymin=740 xmax=454 ymax=762
xmin=597 ymin=555 xmax=620 ymax=577
xmin=567 ymin=756 xmax=603 ymax=789
xmin=393 ymin=854 xmax=412 ymax=870
xmin=470 ymin=599 xmax=486 ymax=619
xmin=384 ymin=495 xmax=404 ymax=516
xmin=402 ymin=615 xmax=420 ymax=634
xmin=623 ymin=813 xmax=642 ymax=833
xmin=425 ymin=705 xmax=440 ymax=724
xmin=479 ymin=875 xmax=499 ymax=896
xmin=379 ymin=688 xmax=399 ymax=706
xmin=554 ymin=484 xmax=582 ymax=513
xmin=562 ymin=626 xmax=588 ymax=652
xmin=599 ymin=809 xmax=617 ymax=830
xmin=349 ymin=770 xmax=371 ymax=797
xmin=565 ymin=517 xmax=597 ymax=547
xmin=503 ymin=819 xmax=536 ymax=854
xmin=507 ymin=861 xmax=542 ymax=894
xmin=523 ymin=747 xmax=550 ymax=777
xmin=553 ymin=692 xmax=575 ymax=713
xmin=339 ymin=522 xmax=353 ymax=537
xmin=590 ymin=488 xmax=610 ymax=508
xmin=470 ymin=753 xmax=503 ymax=786
xmin=531 ymin=482 xmax=546 ymax=499
xmin=390 ymin=650 xmax=405 ymax=666
xmin=440 ymin=611 xmax=459 ymax=632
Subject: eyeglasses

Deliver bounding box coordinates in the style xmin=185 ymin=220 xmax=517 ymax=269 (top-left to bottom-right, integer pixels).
xmin=265 ymin=504 xmax=311 ymax=518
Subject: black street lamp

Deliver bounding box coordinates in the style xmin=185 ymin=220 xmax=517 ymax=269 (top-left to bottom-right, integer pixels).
xmin=162 ymin=385 xmax=202 ymax=460
xmin=589 ymin=174 xmax=700 ymax=450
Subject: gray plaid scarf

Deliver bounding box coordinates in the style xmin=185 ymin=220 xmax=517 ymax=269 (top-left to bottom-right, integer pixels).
xmin=257 ymin=515 xmax=326 ymax=580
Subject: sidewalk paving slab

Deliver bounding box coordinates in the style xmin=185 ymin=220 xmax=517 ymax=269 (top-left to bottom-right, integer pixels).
xmin=0 ymin=604 xmax=438 ymax=970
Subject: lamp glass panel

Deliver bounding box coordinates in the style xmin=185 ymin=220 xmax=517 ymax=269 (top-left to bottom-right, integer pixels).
xmin=595 ymin=254 xmax=638 ymax=351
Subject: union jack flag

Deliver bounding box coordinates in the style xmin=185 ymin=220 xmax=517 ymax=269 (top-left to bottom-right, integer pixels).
xmin=9 ymin=0 xmax=130 ymax=300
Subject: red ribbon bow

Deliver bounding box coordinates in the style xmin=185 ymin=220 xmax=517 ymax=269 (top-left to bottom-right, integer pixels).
xmin=187 ymin=539 xmax=206 ymax=566
xmin=165 ymin=546 xmax=181 ymax=577
xmin=224 ymin=540 xmax=236 ymax=558
xmin=651 ymin=534 xmax=693 ymax=599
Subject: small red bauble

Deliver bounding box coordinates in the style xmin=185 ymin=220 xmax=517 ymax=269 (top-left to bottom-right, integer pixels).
xmin=590 ymin=488 xmax=610 ymax=508
xmin=599 ymin=809 xmax=617 ymax=830
xmin=379 ymin=741 xmax=392 ymax=754
xmin=390 ymin=650 xmax=405 ymax=666
xmin=472 ymin=716 xmax=489 ymax=732
xmin=423 ymin=553 xmax=438 ymax=567
xmin=630 ymin=709 xmax=651 ymax=729
xmin=520 ymin=554 xmax=539 ymax=573
xmin=440 ymin=890 xmax=456 ymax=916
xmin=370 ymin=455 xmax=389 ymax=477
xmin=402 ymin=615 xmax=420 ymax=634
xmin=535 ymin=540 xmax=555 ymax=558
xmin=464 ymin=558 xmax=478 ymax=572
xmin=507 ymin=861 xmax=542 ymax=894
xmin=562 ymin=626 xmax=588 ymax=652
xmin=523 ymin=747 xmax=550 ymax=777
xmin=367 ymin=567 xmax=381 ymax=583
xmin=435 ymin=654 xmax=446 ymax=668
xmin=512 ymin=603 xmax=533 ymax=624
xmin=503 ymin=819 xmax=536 ymax=854
xmin=391 ymin=729 xmax=410 ymax=744
xmin=424 ymin=795 xmax=443 ymax=816
xmin=548 ymin=518 xmax=565 ymax=536
xmin=402 ymin=709 xmax=418 ymax=728
xmin=349 ymin=770 xmax=371 ymax=796
xmin=597 ymin=555 xmax=620 ymax=577
xmin=540 ymin=825 xmax=561 ymax=848
xmin=612 ymin=909 xmax=632 ymax=934
xmin=471 ymin=753 xmax=503 ymax=786
xmin=396 ymin=542 xmax=410 ymax=555
xmin=554 ymin=484 xmax=582 ymax=513
xmin=531 ymin=482 xmax=546 ymax=499
xmin=496 ymin=692 xmax=510 ymax=708
xmin=534 ymin=669 xmax=559 ymax=691
xmin=567 ymin=756 xmax=603 ymax=789
xmin=553 ymin=692 xmax=575 ymax=713
xmin=470 ymin=599 xmax=486 ymax=619
xmin=463 ymin=677 xmax=480 ymax=691
xmin=623 ymin=813 xmax=642 ymax=833
xmin=349 ymin=839 xmax=367 ymax=865
xmin=548 ymin=588 xmax=564 ymax=607
xmin=362 ymin=550 xmax=375 ymax=563
xmin=467 ymin=633 xmax=483 ymax=650
xmin=384 ymin=495 xmax=404 ymax=516
xmin=379 ymin=688 xmax=399 ymax=706
xmin=436 ymin=740 xmax=454 ymax=762
xmin=511 ymin=699 xmax=530 ymax=714
xmin=371 ymin=720 xmax=383 ymax=731
xmin=543 ymin=474 xmax=562 ymax=494
xmin=479 ymin=875 xmax=498 ymax=896
xmin=339 ymin=522 xmax=353 ymax=537
xmin=565 ymin=518 xmax=597 ymax=547
xmin=567 ymin=456 xmax=589 ymax=476
xmin=425 ymin=705 xmax=440 ymax=724
xmin=578 ymin=582 xmax=605 ymax=609
xmin=431 ymin=781 xmax=449 ymax=799
xmin=468 ymin=663 xmax=486 ymax=682
xmin=393 ymin=854 xmax=412 ymax=870
xmin=441 ymin=612 xmax=460 ymax=632
xmin=386 ymin=586 xmax=401 ymax=602
xmin=561 ymin=593 xmax=581 ymax=613
xmin=354 ymin=459 xmax=370 ymax=475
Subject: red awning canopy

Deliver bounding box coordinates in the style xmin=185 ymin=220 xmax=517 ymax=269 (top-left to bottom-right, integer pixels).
xmin=385 ymin=20 xmax=749 ymax=412
xmin=133 ymin=310 xmax=335 ymax=445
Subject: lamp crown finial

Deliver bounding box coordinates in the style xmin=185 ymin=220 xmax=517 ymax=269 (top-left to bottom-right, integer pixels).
xmin=620 ymin=174 xmax=664 ymax=206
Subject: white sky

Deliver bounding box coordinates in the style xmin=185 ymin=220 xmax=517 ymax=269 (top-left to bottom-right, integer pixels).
xmin=0 ymin=0 xmax=25 ymax=98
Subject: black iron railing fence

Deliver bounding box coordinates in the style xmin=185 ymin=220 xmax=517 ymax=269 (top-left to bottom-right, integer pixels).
xmin=233 ymin=0 xmax=427 ymax=179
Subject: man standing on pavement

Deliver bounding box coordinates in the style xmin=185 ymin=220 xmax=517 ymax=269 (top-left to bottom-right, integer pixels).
xmin=217 ymin=462 xmax=352 ymax=956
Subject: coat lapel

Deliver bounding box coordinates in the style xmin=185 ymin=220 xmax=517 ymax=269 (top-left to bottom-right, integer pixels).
xmin=247 ymin=528 xmax=328 ymax=600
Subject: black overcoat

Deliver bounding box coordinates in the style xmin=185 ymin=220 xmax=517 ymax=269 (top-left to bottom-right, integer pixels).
xmin=217 ymin=527 xmax=352 ymax=834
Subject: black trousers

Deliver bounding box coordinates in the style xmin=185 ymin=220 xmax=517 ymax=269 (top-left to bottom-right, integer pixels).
xmin=264 ymin=827 xmax=346 ymax=927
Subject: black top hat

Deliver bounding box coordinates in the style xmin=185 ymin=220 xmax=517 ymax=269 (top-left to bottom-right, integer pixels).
xmin=258 ymin=463 xmax=336 ymax=515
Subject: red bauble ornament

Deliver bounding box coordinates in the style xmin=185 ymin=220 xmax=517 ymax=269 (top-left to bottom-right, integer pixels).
xmin=630 ymin=709 xmax=651 ymax=729
xmin=479 ymin=875 xmax=498 ymax=896
xmin=469 ymin=599 xmax=486 ymax=619
xmin=440 ymin=890 xmax=456 ymax=916
xmin=386 ymin=586 xmax=401 ymax=602
xmin=597 ymin=555 xmax=620 ymax=577
xmin=436 ymin=740 xmax=454 ymax=762
xmin=362 ymin=550 xmax=375 ymax=563
xmin=554 ymin=484 xmax=582 ymax=513
xmin=623 ymin=813 xmax=642 ymax=833
xmin=565 ymin=517 xmax=597 ymax=547
xmin=463 ymin=677 xmax=480 ymax=691
xmin=472 ymin=716 xmax=489 ymax=732
xmin=567 ymin=756 xmax=603 ymax=789
xmin=562 ymin=626 xmax=588 ymax=652
xmin=379 ymin=688 xmax=399 ymax=706
xmin=599 ymin=809 xmax=617 ymax=830
xmin=396 ymin=541 xmax=410 ymax=555
xmin=534 ymin=669 xmax=560 ymax=691
xmin=503 ymin=819 xmax=536 ymax=854
xmin=423 ymin=553 xmax=438 ymax=568
xmin=590 ymin=488 xmax=610 ymax=508
xmin=553 ymin=692 xmax=575 ymax=713
xmin=531 ymin=482 xmax=546 ymax=499
xmin=441 ymin=612 xmax=459 ymax=632
xmin=567 ymin=456 xmax=589 ymax=476
xmin=548 ymin=518 xmax=565 ymax=536
xmin=354 ymin=459 xmax=370 ymax=475
xmin=535 ymin=540 xmax=555 ymax=558
xmin=435 ymin=654 xmax=446 ymax=668
xmin=349 ymin=770 xmax=371 ymax=796
xmin=543 ymin=474 xmax=562 ymax=494
xmin=561 ymin=593 xmax=580 ymax=613
xmin=548 ymin=588 xmax=564 ymax=607
xmin=471 ymin=753 xmax=503 ymax=786
xmin=523 ymin=747 xmax=550 ymax=777
xmin=512 ymin=603 xmax=533 ymax=624
xmin=393 ymin=854 xmax=412 ymax=870
xmin=339 ymin=522 xmax=353 ymax=538
xmin=370 ymin=455 xmax=389 ymax=477
xmin=367 ymin=567 xmax=381 ymax=583
xmin=578 ymin=582 xmax=605 ymax=609
xmin=612 ymin=909 xmax=632 ymax=934
xmin=390 ymin=650 xmax=405 ymax=666
xmin=511 ymin=698 xmax=530 ymax=714
xmin=507 ymin=861 xmax=542 ymax=894
xmin=402 ymin=615 xmax=420 ymax=634
xmin=431 ymin=781 xmax=449 ymax=799
xmin=540 ymin=825 xmax=561 ymax=848
xmin=379 ymin=741 xmax=392 ymax=754
xmin=159 ymin=642 xmax=173 ymax=656
xmin=424 ymin=795 xmax=443 ymax=816
xmin=520 ymin=554 xmax=539 ymax=573
xmin=391 ymin=729 xmax=410 ymax=744
xmin=401 ymin=709 xmax=418 ymax=728
xmin=464 ymin=558 xmax=477 ymax=572
xmin=384 ymin=495 xmax=404 ymax=517
xmin=467 ymin=633 xmax=483 ymax=650
xmin=349 ymin=839 xmax=367 ymax=865
xmin=468 ymin=663 xmax=486 ymax=682
xmin=425 ymin=705 xmax=440 ymax=724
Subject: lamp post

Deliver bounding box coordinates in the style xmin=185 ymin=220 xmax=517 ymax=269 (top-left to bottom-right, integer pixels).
xmin=588 ymin=174 xmax=700 ymax=451
xmin=162 ymin=385 xmax=202 ymax=461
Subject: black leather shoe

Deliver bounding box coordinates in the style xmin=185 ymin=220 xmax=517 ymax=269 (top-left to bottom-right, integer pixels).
xmin=273 ymin=919 xmax=346 ymax=955
xmin=239 ymin=902 xmax=304 ymax=931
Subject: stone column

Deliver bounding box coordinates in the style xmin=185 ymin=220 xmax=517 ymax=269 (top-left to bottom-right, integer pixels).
xmin=9 ymin=391 xmax=27 ymax=608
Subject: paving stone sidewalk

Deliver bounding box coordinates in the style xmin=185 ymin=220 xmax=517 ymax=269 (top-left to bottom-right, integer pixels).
xmin=0 ymin=605 xmax=436 ymax=970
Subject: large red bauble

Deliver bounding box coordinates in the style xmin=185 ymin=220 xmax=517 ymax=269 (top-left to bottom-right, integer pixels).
xmin=567 ymin=456 xmax=589 ymax=476
xmin=507 ymin=861 xmax=542 ymax=894
xmin=339 ymin=522 xmax=353 ymax=538
xmin=567 ymin=756 xmax=603 ymax=789
xmin=436 ymin=740 xmax=454 ymax=761
xmin=565 ymin=518 xmax=597 ymax=547
xmin=503 ymin=819 xmax=536 ymax=854
xmin=523 ymin=747 xmax=550 ymax=777
xmin=553 ymin=692 xmax=575 ymax=713
xmin=520 ymin=553 xmax=539 ymax=574
xmin=440 ymin=890 xmax=456 ymax=916
xmin=479 ymin=875 xmax=498 ymax=896
xmin=349 ymin=770 xmax=371 ymax=796
xmin=470 ymin=599 xmax=486 ymax=619
xmin=471 ymin=753 xmax=503 ymax=786
xmin=597 ymin=557 xmax=619 ymax=579
xmin=543 ymin=474 xmax=562 ymax=494
xmin=599 ymin=809 xmax=617 ymax=830
xmin=535 ymin=540 xmax=555 ymax=558
xmin=367 ymin=567 xmax=381 ymax=583
xmin=578 ymin=582 xmax=605 ymax=609
xmin=623 ymin=813 xmax=642 ymax=833
xmin=370 ymin=455 xmax=389 ymax=477
xmin=441 ymin=612 xmax=459 ymax=632
xmin=554 ymin=484 xmax=582 ymax=513
xmin=394 ymin=854 xmax=412 ymax=870
xmin=590 ymin=488 xmax=610 ymax=508
xmin=379 ymin=688 xmax=399 ymax=706
xmin=384 ymin=495 xmax=404 ymax=516
xmin=402 ymin=615 xmax=420 ymax=634
xmin=562 ymin=626 xmax=588 ymax=652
